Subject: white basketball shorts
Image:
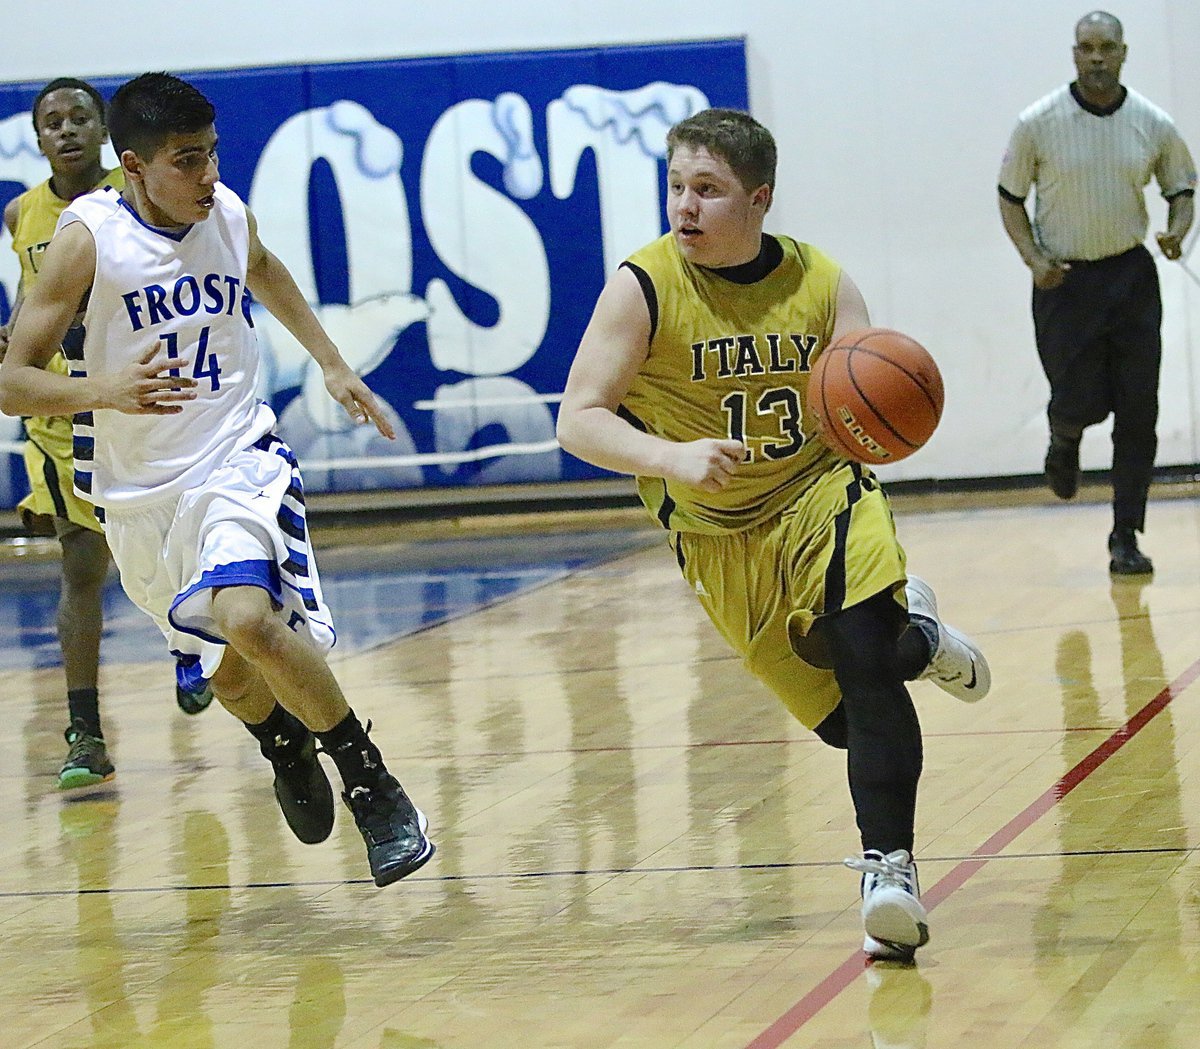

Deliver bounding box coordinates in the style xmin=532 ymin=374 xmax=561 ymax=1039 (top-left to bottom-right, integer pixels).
xmin=104 ymin=433 xmax=336 ymax=692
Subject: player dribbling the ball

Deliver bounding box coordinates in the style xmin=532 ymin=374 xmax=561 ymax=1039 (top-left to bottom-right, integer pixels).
xmin=557 ymin=107 xmax=991 ymax=962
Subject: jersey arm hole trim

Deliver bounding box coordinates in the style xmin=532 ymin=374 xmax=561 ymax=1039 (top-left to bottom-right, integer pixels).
xmin=1163 ymin=187 xmax=1195 ymax=201
xmin=621 ymin=260 xmax=658 ymax=344
xmin=998 ymin=185 xmax=1027 ymax=205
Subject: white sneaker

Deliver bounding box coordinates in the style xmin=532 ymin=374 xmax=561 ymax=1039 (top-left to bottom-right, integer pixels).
xmin=845 ymin=849 xmax=929 ymax=961
xmin=906 ymin=575 xmax=991 ymax=702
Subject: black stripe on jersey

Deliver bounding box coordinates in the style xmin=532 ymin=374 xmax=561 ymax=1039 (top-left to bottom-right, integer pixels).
xmin=998 ymin=184 xmax=1026 ymax=205
xmin=33 ymin=441 xmax=68 ymax=520
xmin=282 ymin=556 xmax=309 ymax=579
xmin=616 ymin=403 xmax=648 ymax=431
xmin=612 ymin=404 xmax=673 ymax=527
xmin=285 ymin=481 xmax=305 ymax=506
xmin=61 ymin=325 xmax=86 ymax=361
xmin=848 ymin=461 xmax=869 ymax=496
xmin=671 ymin=531 xmax=687 ymax=574
xmin=1165 ymin=188 xmax=1195 ymax=200
xmin=75 ymin=411 xmax=93 ymax=427
xmin=621 ymin=261 xmax=658 ymax=343
xmin=73 ymin=435 xmax=94 ymax=462
xmin=823 ymin=466 xmax=868 ymax=614
xmin=655 ymin=482 xmax=676 ymax=530
xmin=278 ymin=515 xmax=306 ymax=542
xmin=823 ymin=508 xmax=850 ymax=615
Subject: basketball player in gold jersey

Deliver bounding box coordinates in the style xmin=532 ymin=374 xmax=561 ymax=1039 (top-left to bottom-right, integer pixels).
xmin=1 ymin=78 xmax=211 ymax=791
xmin=558 ymin=108 xmax=991 ymax=961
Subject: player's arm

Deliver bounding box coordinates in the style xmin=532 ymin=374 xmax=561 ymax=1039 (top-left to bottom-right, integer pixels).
xmin=0 ymin=222 xmax=197 ymax=417
xmin=0 ymin=196 xmax=22 ymax=362
xmin=243 ymin=207 xmax=394 ymax=440
xmin=830 ymin=270 xmax=871 ymax=343
xmin=556 ymin=266 xmax=745 ymax=493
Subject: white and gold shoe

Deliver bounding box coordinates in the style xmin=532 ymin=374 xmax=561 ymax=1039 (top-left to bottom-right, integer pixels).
xmin=907 ymin=575 xmax=991 ymax=702
xmin=845 ymin=849 xmax=929 ymax=962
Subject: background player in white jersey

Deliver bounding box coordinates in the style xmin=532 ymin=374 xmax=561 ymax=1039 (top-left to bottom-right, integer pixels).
xmin=0 ymin=72 xmax=433 ymax=887
xmin=998 ymin=10 xmax=1196 ymax=575
xmin=558 ymin=108 xmax=991 ymax=961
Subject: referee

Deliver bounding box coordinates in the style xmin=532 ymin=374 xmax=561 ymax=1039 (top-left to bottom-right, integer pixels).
xmin=998 ymin=9 xmax=1195 ymax=575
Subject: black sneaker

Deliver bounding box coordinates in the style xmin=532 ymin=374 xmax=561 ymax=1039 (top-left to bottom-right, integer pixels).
xmin=59 ymin=719 xmax=115 ymax=790
xmin=343 ymin=776 xmax=434 ymax=886
xmin=1108 ymin=527 xmax=1153 ymax=575
xmin=176 ymin=680 xmax=214 ymax=716
xmin=263 ymin=728 xmax=335 ymax=844
xmin=1044 ymin=437 xmax=1080 ymax=499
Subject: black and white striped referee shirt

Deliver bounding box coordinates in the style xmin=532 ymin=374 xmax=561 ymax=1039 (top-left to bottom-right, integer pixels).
xmin=998 ymin=83 xmax=1196 ymax=262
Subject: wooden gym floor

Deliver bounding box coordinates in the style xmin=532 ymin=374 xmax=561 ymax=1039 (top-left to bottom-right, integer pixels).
xmin=3 ymin=485 xmax=1200 ymax=1048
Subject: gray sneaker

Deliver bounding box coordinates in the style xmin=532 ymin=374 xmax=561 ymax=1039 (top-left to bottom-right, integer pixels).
xmin=906 ymin=575 xmax=991 ymax=702
xmin=59 ymin=719 xmax=115 ymax=790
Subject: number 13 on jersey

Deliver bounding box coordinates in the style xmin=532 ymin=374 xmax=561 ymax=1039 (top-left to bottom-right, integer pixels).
xmin=721 ymin=386 xmax=807 ymax=463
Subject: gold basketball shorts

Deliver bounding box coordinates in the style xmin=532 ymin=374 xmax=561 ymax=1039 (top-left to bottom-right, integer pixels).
xmin=669 ymin=461 xmax=907 ymax=729
xmin=18 ymin=435 xmax=103 ymax=537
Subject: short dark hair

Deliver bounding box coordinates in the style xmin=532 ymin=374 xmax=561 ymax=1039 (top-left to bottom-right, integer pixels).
xmin=32 ymin=78 xmax=106 ymax=133
xmin=666 ymin=108 xmax=777 ymax=195
xmin=107 ymin=72 xmax=216 ymax=159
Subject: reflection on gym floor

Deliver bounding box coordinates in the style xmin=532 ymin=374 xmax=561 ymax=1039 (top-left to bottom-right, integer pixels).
xmin=5 ymin=498 xmax=1200 ymax=1048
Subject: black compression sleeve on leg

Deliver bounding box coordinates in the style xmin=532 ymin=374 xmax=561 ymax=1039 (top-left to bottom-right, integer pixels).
xmin=822 ymin=591 xmax=924 ymax=855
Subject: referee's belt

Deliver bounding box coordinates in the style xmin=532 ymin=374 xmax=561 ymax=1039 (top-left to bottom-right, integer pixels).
xmin=1063 ymin=244 xmax=1145 ymax=266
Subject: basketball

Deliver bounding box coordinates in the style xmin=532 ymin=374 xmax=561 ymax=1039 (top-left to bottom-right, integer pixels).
xmin=807 ymin=327 xmax=944 ymax=464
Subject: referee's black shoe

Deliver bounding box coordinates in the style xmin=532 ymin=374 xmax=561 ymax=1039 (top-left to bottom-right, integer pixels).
xmin=1044 ymin=436 xmax=1081 ymax=499
xmin=343 ymin=776 xmax=434 ymax=886
xmin=263 ymin=725 xmax=336 ymax=844
xmin=1109 ymin=527 xmax=1153 ymax=576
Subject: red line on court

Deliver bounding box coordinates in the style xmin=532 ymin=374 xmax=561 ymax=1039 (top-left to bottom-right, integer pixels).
xmin=744 ymin=656 xmax=1200 ymax=1049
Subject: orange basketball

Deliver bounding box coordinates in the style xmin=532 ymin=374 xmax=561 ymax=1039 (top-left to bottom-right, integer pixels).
xmin=807 ymin=327 xmax=944 ymax=464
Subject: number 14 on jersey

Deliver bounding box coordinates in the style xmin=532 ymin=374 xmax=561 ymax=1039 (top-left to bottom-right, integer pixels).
xmin=159 ymin=327 xmax=223 ymax=392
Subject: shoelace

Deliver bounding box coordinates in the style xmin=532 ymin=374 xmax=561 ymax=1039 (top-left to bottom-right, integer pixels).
xmin=843 ymin=850 xmax=917 ymax=893
xmin=66 ymin=736 xmax=103 ymax=760
xmin=314 ymin=718 xmax=374 ymax=759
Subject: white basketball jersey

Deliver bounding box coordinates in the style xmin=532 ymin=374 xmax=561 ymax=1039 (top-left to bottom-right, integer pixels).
xmin=60 ymin=182 xmax=275 ymax=509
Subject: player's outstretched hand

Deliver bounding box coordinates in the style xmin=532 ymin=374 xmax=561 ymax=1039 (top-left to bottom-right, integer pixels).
xmin=323 ymin=361 xmax=396 ymax=440
xmin=668 ymin=438 xmax=746 ymax=492
xmin=102 ymin=344 xmax=198 ymax=414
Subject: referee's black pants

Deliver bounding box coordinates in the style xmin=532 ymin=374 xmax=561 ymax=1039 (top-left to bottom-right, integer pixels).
xmin=1032 ymin=244 xmax=1161 ymax=532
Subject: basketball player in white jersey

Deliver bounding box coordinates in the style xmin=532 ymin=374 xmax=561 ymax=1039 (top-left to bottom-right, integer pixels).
xmin=0 ymin=72 xmax=433 ymax=887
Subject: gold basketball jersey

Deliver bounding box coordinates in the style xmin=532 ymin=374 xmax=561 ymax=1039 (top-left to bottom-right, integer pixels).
xmin=11 ymin=169 xmax=124 ymax=290
xmin=9 ymin=169 xmax=123 ymax=459
xmin=621 ymin=233 xmax=844 ymax=533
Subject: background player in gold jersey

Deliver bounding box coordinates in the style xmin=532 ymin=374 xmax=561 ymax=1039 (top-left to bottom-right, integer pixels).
xmin=0 ymin=78 xmax=211 ymax=791
xmin=558 ymin=108 xmax=992 ymax=961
